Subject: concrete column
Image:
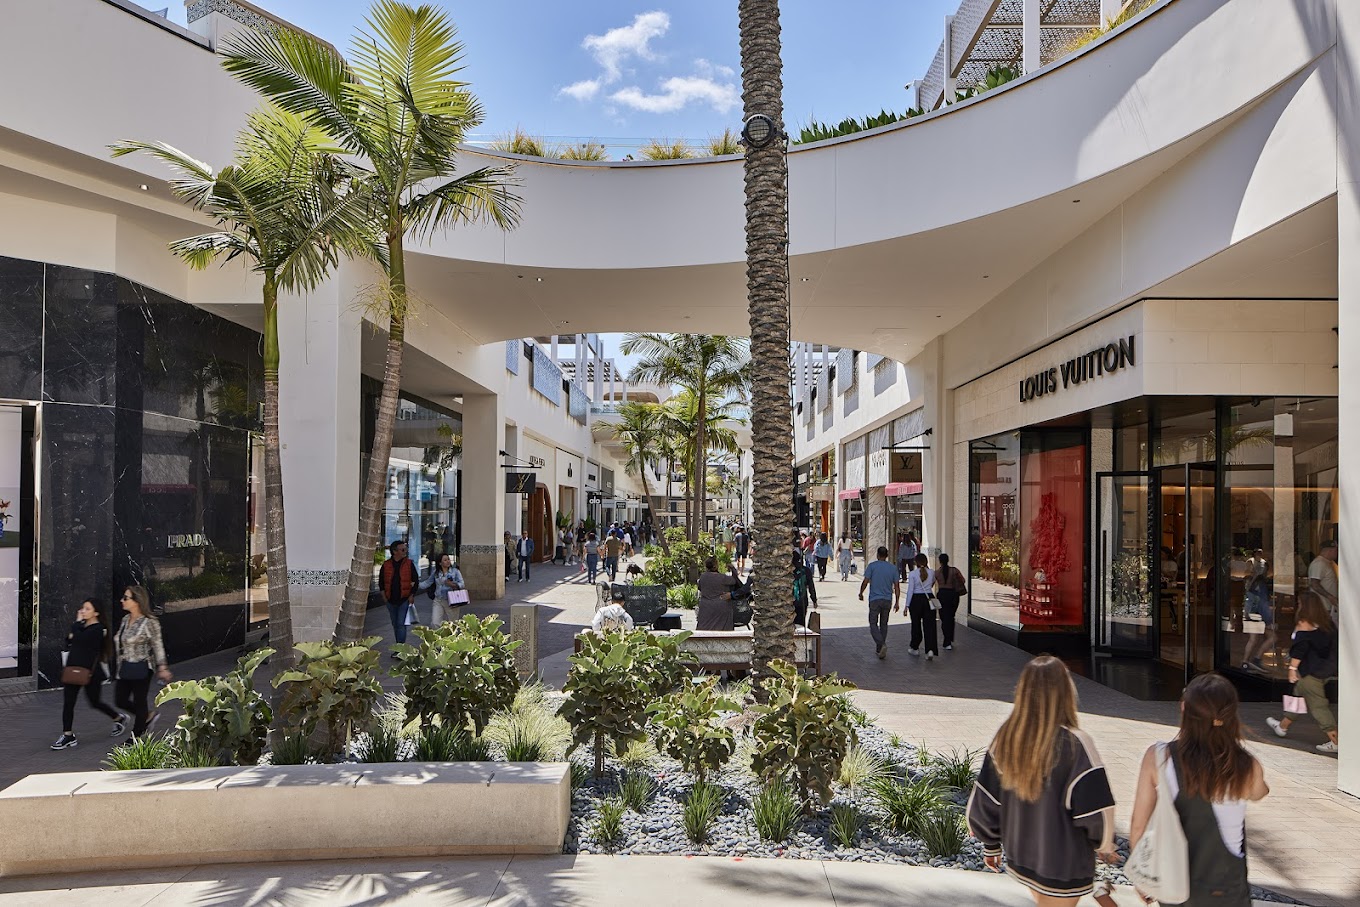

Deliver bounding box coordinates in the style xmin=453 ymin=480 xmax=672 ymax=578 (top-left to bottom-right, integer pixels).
xmin=593 ymin=344 xmax=603 ymax=403
xmin=277 ymin=279 xmax=361 ymax=642
xmin=1335 ymin=0 xmax=1360 ymax=797
xmin=609 ymin=359 xmax=617 ymax=403
xmin=943 ymin=15 xmax=957 ymax=105
xmin=1022 ymin=0 xmax=1041 ymax=74
xmin=460 ymin=393 xmax=506 ymax=602
xmin=550 ymin=335 xmax=558 ymax=364
xmin=921 ymin=339 xmax=949 ymax=559
xmin=502 ymin=422 xmax=521 ymax=563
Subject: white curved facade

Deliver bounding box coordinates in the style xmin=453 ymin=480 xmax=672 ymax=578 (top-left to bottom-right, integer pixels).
xmin=0 ymin=0 xmax=1354 ymax=794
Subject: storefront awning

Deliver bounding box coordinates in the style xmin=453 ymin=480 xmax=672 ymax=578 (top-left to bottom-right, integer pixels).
xmin=838 ymin=488 xmax=862 ymax=500
xmin=885 ymin=482 xmax=923 ymax=497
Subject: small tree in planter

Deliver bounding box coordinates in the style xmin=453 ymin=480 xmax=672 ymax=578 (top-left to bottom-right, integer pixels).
xmin=389 ymin=615 xmax=521 ymax=736
xmin=273 ymin=637 xmax=384 ymax=755
xmin=158 ymin=648 xmax=275 ymax=766
xmin=749 ymin=660 xmax=858 ymax=811
xmin=561 ymin=628 xmax=693 ymax=777
xmin=648 ymin=676 xmax=739 ymax=784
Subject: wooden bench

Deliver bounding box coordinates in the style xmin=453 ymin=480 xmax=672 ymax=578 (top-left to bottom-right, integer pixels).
xmin=0 ymin=761 xmax=570 ymax=876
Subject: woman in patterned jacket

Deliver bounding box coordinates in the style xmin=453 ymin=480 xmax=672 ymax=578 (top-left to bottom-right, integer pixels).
xmin=114 ymin=585 xmax=171 ymax=739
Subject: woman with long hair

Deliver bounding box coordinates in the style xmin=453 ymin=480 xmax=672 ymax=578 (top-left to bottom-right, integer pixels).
xmin=114 ymin=586 xmax=171 ymax=739
xmin=1266 ymin=597 xmax=1339 ymax=753
xmin=1129 ymin=673 xmax=1269 ymax=905
xmin=904 ymin=552 xmax=939 ymax=660
xmin=968 ymin=656 xmax=1117 ymax=905
xmin=813 ymin=532 xmax=833 ymax=582
xmin=50 ymin=598 xmax=125 ymax=750
xmin=836 ymin=533 xmax=854 ymax=582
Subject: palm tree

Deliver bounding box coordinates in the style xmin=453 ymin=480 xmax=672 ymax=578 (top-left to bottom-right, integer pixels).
xmin=220 ymin=1 xmax=523 ymax=644
xmin=622 ymin=334 xmax=748 ymax=542
xmin=666 ymin=389 xmax=742 ymax=537
xmin=111 ymin=105 xmax=372 ymax=674
xmin=736 ymin=0 xmax=797 ymax=685
xmin=610 ymin=401 xmax=668 ymax=552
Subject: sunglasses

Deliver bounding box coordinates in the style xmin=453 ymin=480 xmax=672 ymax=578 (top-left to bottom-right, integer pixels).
xmin=121 ymin=594 xmax=134 ymax=601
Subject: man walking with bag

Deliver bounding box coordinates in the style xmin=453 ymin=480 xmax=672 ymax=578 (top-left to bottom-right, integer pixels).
xmin=380 ymin=540 xmax=420 ymax=645
xmin=858 ymin=546 xmax=900 ymax=659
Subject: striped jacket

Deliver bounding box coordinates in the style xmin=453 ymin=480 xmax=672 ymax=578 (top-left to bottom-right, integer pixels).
xmin=966 ymin=725 xmax=1116 ymax=899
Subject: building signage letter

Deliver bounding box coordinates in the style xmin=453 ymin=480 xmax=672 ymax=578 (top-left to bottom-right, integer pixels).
xmin=1019 ymin=335 xmax=1136 ymax=402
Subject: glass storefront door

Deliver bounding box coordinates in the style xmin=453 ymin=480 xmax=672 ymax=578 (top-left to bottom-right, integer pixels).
xmin=1095 ymin=472 xmax=1152 ymax=653
xmin=1156 ymin=464 xmax=1216 ymax=682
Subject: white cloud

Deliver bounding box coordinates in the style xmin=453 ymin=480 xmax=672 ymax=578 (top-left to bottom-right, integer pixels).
xmin=560 ymin=78 xmax=602 ymax=101
xmin=582 ymin=11 xmax=670 ymax=83
xmin=610 ymin=76 xmax=741 ymax=114
xmin=693 ymin=58 xmax=735 ymax=80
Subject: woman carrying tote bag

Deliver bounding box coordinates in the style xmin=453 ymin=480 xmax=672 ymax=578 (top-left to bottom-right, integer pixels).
xmin=1128 ymin=673 xmax=1268 ymax=906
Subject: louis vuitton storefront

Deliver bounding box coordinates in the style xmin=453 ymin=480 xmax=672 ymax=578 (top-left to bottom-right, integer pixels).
xmin=956 ymin=299 xmax=1339 ymax=699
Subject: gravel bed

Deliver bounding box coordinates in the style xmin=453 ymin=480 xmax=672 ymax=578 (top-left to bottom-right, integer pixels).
xmin=562 ymin=723 xmax=1303 ymax=904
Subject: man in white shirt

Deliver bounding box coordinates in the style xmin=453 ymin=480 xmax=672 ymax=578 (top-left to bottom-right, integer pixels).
xmin=1308 ymin=540 xmax=1339 ymax=625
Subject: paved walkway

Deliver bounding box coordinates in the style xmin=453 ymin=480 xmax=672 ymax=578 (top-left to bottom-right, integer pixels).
xmin=1 ymin=557 xmax=1355 ymax=906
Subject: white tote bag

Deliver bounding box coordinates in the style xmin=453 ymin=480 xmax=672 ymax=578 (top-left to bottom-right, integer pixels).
xmin=1125 ymin=744 xmax=1190 ymax=903
xmin=448 ymin=589 xmax=470 ymax=605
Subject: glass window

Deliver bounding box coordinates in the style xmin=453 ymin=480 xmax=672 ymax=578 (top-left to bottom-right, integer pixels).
xmin=970 ymin=433 xmax=1021 ymax=630
xmin=1222 ymin=397 xmax=1338 ymax=680
xmin=1153 ymin=398 xmax=1215 ymax=467
xmin=1019 ymin=431 xmax=1087 ymax=629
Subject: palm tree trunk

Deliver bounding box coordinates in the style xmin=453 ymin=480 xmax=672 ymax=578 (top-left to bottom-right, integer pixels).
xmin=693 ymin=390 xmax=707 ymax=543
xmin=739 ymin=0 xmax=796 ymax=691
xmin=335 ymin=233 xmax=409 ymax=644
xmin=261 ymin=273 xmax=295 ymax=682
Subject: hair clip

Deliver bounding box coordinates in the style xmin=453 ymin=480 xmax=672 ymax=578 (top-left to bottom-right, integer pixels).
xmin=1212 ymin=719 xmax=1224 ymax=727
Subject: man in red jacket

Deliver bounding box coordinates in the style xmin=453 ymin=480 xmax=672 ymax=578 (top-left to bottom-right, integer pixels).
xmin=380 ymin=540 xmax=420 ymax=644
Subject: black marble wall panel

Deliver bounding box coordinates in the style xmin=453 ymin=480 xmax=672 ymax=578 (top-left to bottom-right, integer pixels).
xmin=37 ymin=403 xmax=116 ymax=685
xmin=43 ymin=266 xmax=118 ymax=406
xmin=0 ymin=258 xmax=45 ymax=401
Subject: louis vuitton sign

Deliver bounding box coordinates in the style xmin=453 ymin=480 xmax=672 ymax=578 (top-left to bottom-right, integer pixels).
xmin=1019 ymin=335 xmax=1135 ymax=403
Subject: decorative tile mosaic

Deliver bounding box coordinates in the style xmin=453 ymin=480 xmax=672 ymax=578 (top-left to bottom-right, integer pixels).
xmin=837 ymin=348 xmax=856 ymax=394
xmin=506 ymin=339 xmax=520 ymax=374
xmin=532 ymin=346 xmax=561 ymax=405
xmin=287 ymin=569 xmax=347 ymax=585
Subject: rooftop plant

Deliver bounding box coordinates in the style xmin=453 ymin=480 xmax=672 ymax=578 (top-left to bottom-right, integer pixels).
xmin=638 ymin=138 xmax=694 ymax=160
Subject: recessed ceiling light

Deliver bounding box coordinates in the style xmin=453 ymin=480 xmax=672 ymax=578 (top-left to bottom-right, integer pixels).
xmin=536 ymin=277 xmax=543 ymax=283
xmin=982 ymin=275 xmax=989 ymax=279
xmin=799 ymin=277 xmax=810 ymax=283
xmin=139 ymin=184 xmax=148 ymax=191
xmin=1072 ymin=198 xmax=1081 ymax=203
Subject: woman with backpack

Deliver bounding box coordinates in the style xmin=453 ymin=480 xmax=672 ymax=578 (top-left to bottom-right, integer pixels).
xmin=114 ymin=586 xmax=171 ymax=740
xmin=1265 ymin=597 xmax=1340 ymax=753
xmin=1129 ymin=673 xmax=1269 ymax=906
xmin=967 ymin=655 xmax=1118 ymax=905
xmin=935 ymin=553 xmax=967 ymax=651
xmin=50 ymin=598 xmax=126 ymax=750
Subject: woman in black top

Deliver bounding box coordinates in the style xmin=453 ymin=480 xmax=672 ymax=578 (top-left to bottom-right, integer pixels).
xmin=1266 ymin=597 xmax=1339 ymax=752
xmin=51 ymin=598 xmax=125 ymax=750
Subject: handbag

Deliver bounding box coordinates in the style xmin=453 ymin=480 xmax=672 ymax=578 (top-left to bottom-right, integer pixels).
xmin=118 ymin=660 xmax=152 ymax=681
xmin=448 ymin=589 xmax=470 ymax=605
xmin=1124 ymin=745 xmax=1190 ymax=903
xmin=61 ymin=665 xmax=93 ymax=686
xmin=1283 ymin=694 xmax=1308 ymax=714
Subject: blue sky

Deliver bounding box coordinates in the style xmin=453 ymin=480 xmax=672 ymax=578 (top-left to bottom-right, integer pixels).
xmin=168 ymin=1 xmax=958 ymax=154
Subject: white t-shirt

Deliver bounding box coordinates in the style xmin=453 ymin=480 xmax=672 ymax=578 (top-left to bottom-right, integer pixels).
xmin=904 ymin=568 xmax=936 ymax=599
xmin=1160 ymin=743 xmax=1246 ymax=858
xmin=1308 ymin=555 xmax=1339 ymax=619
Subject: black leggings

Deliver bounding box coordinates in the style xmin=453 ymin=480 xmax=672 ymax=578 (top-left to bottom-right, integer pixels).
xmin=62 ymin=677 xmax=119 ymax=732
xmin=115 ymin=677 xmax=153 ymax=736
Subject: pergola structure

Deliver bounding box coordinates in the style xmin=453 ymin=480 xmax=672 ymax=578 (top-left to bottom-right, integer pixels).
xmin=916 ymin=0 xmax=1136 ymax=109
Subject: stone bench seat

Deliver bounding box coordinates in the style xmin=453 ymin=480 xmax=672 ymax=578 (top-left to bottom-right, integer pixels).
xmin=575 ymin=626 xmax=822 ymax=675
xmin=0 ymin=761 xmax=570 ymax=877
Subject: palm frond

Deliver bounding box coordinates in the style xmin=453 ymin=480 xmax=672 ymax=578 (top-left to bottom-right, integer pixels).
xmin=404 ymin=165 xmax=522 ymax=239
xmin=167 ymin=232 xmax=255 ymax=270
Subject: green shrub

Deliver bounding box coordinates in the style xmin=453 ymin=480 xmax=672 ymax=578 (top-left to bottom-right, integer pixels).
xmin=357 ymin=725 xmax=404 ymax=763
xmin=619 ymin=770 xmax=656 ymax=813
xmin=870 ymin=775 xmax=950 ymax=836
xmin=829 ymin=803 xmax=862 ymax=848
xmin=919 ymin=808 xmax=967 ymax=857
xmin=274 ymin=638 xmax=383 ymax=754
xmin=682 ymin=781 xmax=724 ymax=843
xmin=666 ymin=583 xmax=699 ymax=610
xmin=390 ymin=616 xmax=521 ymax=736
xmin=448 ymin=732 xmax=491 ymax=761
xmin=837 ymin=743 xmax=888 ymax=793
xmin=930 ymin=747 xmax=980 ymax=790
xmin=593 ymin=797 xmax=626 ymax=847
xmin=648 ymin=677 xmax=738 ymax=783
xmin=486 ymin=706 xmax=571 ymax=761
xmin=569 ymin=761 xmax=591 ymax=790
xmin=172 ymin=739 xmax=224 ymax=767
xmin=157 ymin=648 xmax=273 ymax=766
xmin=750 ymin=781 xmax=801 ymax=842
xmin=103 ymin=734 xmax=175 ymax=770
xmin=749 ymin=660 xmax=858 ymax=809
xmin=561 ymin=629 xmax=693 ymax=777
xmin=269 ymin=730 xmax=317 ymax=765
xmin=617 ymin=737 xmax=657 ymax=771
xmin=642 ymin=544 xmax=662 ymax=558
xmin=414 ymin=723 xmax=463 ymax=761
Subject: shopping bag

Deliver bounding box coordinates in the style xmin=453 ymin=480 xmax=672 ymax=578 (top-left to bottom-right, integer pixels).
xmin=1283 ymin=694 xmax=1308 ymax=714
xmin=1125 ymin=745 xmax=1190 ymax=902
xmin=448 ymin=589 xmax=470 ymax=605
xmin=403 ymin=603 xmax=414 ymax=625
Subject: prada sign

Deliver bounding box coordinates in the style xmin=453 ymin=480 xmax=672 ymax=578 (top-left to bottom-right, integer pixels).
xmin=1019 ymin=335 xmax=1135 ymax=403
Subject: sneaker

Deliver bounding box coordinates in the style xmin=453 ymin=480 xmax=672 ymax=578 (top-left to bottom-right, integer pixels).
xmin=1316 ymin=741 xmax=1339 ymax=754
xmin=50 ymin=733 xmax=77 ymax=750
xmin=944 ymin=644 xmax=954 ymax=651
xmin=908 ymin=647 xmax=920 ymax=657
xmin=876 ymin=645 xmax=886 ymax=660
xmin=111 ymin=715 xmax=128 ymax=737
xmin=1266 ymin=717 xmax=1288 ymax=738
xmin=926 ymin=652 xmax=935 ymax=661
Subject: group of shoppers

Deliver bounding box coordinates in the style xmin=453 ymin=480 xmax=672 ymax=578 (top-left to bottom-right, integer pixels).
xmin=379 ymin=539 xmax=466 ymax=644
xmin=969 ymin=656 xmax=1268 ymax=907
xmin=51 ymin=585 xmax=170 ymax=751
xmin=858 ymin=545 xmax=966 ymax=660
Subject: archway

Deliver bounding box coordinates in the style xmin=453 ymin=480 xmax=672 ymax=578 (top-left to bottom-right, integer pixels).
xmin=529 ymin=484 xmax=552 ymax=564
